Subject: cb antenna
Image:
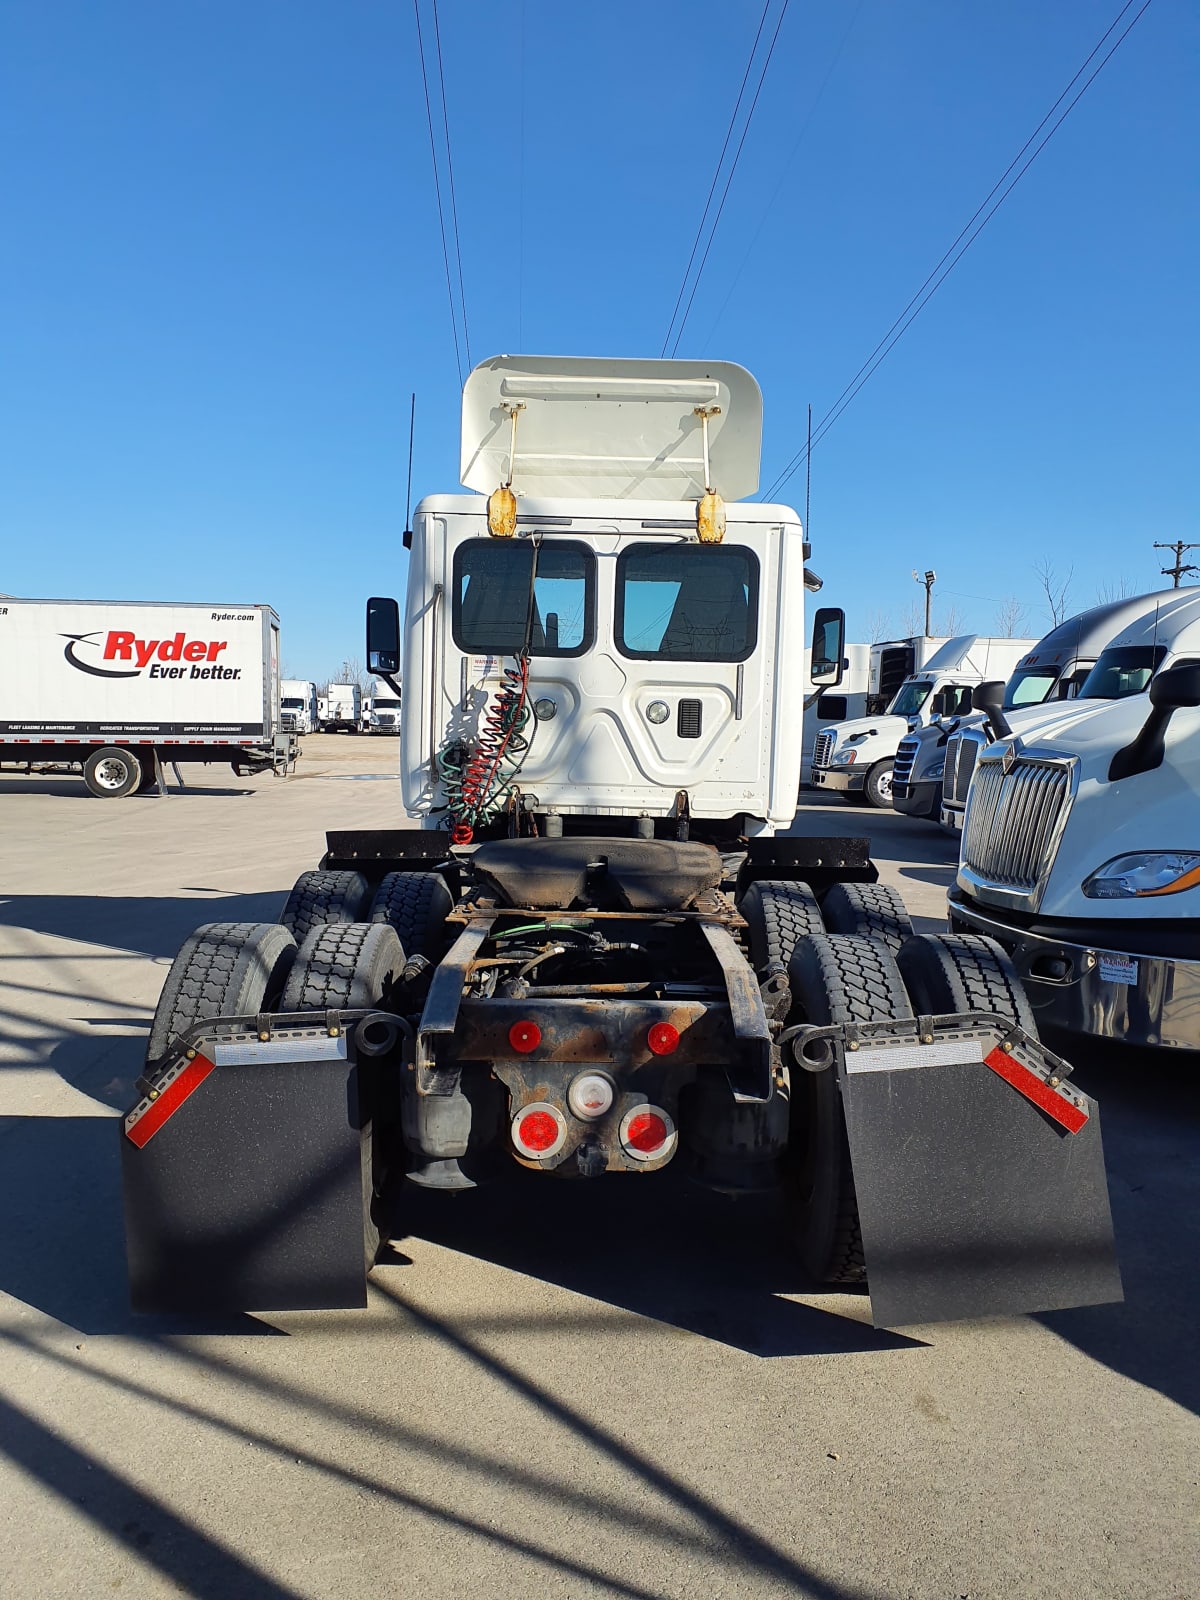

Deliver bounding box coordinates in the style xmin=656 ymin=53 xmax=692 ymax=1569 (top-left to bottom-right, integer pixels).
xmin=805 ymin=402 xmax=812 ymax=534
xmin=402 ymin=393 xmax=417 ymax=550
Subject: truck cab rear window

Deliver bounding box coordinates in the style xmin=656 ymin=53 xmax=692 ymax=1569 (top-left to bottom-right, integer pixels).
xmin=615 ymin=544 xmax=758 ymax=662
xmin=453 ymin=540 xmax=594 ymax=657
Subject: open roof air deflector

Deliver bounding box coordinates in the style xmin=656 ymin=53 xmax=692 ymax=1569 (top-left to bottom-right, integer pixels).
xmin=461 ymin=355 xmax=763 ymax=503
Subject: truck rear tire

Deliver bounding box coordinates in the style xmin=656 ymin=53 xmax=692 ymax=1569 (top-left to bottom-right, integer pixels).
xmin=896 ymin=933 xmax=1037 ymax=1036
xmin=369 ymin=871 xmax=455 ymax=962
xmin=864 ymin=760 xmax=894 ymax=809
xmin=83 ymin=746 xmax=141 ymax=798
xmin=145 ymin=922 xmax=298 ymax=1068
xmin=786 ymin=933 xmax=913 ymax=1285
xmin=820 ymin=882 xmax=913 ymax=957
xmin=740 ymin=880 xmax=824 ymax=976
xmin=278 ymin=921 xmax=406 ymax=1266
xmin=279 ymin=869 xmax=371 ymax=946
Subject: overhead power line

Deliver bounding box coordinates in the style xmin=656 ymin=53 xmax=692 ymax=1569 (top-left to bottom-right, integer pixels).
xmin=662 ymin=0 xmax=791 ymax=358
xmin=413 ymin=0 xmax=471 ymax=385
xmin=763 ymin=0 xmax=1155 ymax=501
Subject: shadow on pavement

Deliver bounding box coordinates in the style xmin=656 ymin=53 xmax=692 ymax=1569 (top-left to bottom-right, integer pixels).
xmin=395 ymin=1169 xmax=922 ymax=1359
xmin=0 ymin=891 xmax=288 ymax=959
xmin=1034 ymin=1039 xmax=1200 ymax=1417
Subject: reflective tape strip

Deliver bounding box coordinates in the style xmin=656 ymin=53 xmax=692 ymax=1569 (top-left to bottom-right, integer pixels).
xmin=124 ymin=1052 xmax=216 ymax=1147
xmin=847 ymin=1039 xmax=984 ymax=1074
xmin=984 ymin=1047 xmax=1089 ymax=1134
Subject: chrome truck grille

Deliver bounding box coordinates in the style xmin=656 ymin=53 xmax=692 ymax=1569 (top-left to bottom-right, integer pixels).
xmin=893 ymin=736 xmax=919 ymax=785
xmin=944 ymin=728 xmax=983 ymax=807
xmin=962 ymin=757 xmax=1074 ymax=894
xmin=812 ymin=731 xmax=834 ymax=769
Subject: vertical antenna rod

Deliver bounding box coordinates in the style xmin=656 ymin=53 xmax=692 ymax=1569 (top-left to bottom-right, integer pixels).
xmin=805 ymin=402 xmax=812 ymax=532
xmin=405 ymin=393 xmax=417 ymax=535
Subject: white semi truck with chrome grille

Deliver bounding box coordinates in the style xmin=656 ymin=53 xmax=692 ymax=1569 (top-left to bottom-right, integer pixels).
xmin=948 ymin=591 xmax=1200 ymax=1053
xmin=120 ymin=357 xmax=1120 ymax=1328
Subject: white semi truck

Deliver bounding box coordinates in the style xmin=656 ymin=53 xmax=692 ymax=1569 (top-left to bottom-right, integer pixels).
xmin=362 ymin=680 xmax=402 ymax=733
xmin=121 ymin=356 xmax=1118 ymax=1329
xmin=280 ymin=678 xmax=318 ymax=736
xmin=322 ymin=682 xmax=362 ymax=733
xmin=801 ymin=640 xmax=871 ymax=786
xmin=809 ymin=634 xmax=1039 ymax=807
xmin=0 ymin=599 xmax=295 ymax=796
xmin=894 ymin=593 xmax=1179 ymax=827
xmin=948 ymin=590 xmax=1200 ymax=1053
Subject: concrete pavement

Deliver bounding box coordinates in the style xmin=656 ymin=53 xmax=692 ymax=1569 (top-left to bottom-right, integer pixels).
xmin=0 ymin=740 xmax=1195 ymax=1599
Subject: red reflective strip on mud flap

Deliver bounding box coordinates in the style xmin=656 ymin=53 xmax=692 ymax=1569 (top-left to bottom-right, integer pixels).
xmin=124 ymin=1053 xmax=216 ymax=1148
xmin=984 ymin=1047 xmax=1089 ymax=1134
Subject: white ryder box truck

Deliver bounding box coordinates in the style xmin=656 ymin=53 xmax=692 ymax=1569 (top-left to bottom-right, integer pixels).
xmin=0 ymin=599 xmax=295 ymax=796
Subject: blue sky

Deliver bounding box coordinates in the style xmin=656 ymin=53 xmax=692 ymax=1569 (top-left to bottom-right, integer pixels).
xmin=0 ymin=1 xmax=1194 ymax=679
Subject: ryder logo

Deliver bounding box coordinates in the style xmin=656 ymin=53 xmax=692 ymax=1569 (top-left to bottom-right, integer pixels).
xmin=62 ymin=631 xmax=241 ymax=681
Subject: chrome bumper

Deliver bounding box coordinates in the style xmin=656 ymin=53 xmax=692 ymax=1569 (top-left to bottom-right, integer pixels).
xmin=810 ymin=766 xmax=864 ymax=793
xmin=948 ymin=899 xmax=1200 ymax=1051
xmin=940 ymin=803 xmax=964 ymax=834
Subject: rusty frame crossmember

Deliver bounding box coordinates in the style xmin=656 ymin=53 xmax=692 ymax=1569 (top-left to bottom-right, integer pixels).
xmin=414 ymin=911 xmax=772 ymax=1103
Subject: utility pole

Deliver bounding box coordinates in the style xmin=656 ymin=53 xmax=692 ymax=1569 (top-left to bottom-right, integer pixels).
xmin=913 ymin=569 xmax=936 ymax=636
xmin=1154 ymin=540 xmax=1200 ymax=588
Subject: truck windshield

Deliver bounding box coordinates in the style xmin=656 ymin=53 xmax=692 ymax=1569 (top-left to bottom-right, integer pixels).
xmin=453 ymin=539 xmax=594 ymax=657
xmin=615 ymin=543 xmax=758 ymax=661
xmin=1005 ymin=666 xmax=1064 ymax=707
xmin=374 ymin=697 xmax=401 ymax=709
xmin=888 ymin=680 xmax=932 ymax=717
xmin=281 ymin=698 xmax=303 ymax=708
xmin=1078 ymin=645 xmax=1167 ymax=699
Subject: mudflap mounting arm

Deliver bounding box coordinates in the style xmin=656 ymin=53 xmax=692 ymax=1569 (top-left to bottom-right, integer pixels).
xmin=416 ymin=918 xmax=495 ymax=1094
xmin=699 ymin=922 xmax=773 ymax=1104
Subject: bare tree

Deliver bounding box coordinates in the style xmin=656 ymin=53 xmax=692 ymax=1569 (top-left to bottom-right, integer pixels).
xmin=995 ymin=595 xmax=1028 ymax=637
xmin=937 ymin=604 xmax=966 ymax=637
xmin=864 ymin=609 xmax=891 ymax=644
xmin=899 ymin=600 xmax=923 ymax=637
xmin=1095 ymin=577 xmax=1136 ymax=603
xmin=1034 ymin=560 xmax=1074 ymax=626
xmin=333 ymin=657 xmax=371 ymax=692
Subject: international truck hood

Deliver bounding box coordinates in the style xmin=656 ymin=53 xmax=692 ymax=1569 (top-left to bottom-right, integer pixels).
xmin=460 ymin=355 xmax=763 ymax=502
xmin=977 ymin=697 xmax=1200 ymax=922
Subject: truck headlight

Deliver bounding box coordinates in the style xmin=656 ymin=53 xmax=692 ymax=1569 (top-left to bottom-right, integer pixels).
xmin=927 ymin=757 xmax=946 ymax=780
xmin=832 ymin=750 xmax=857 ymax=766
xmin=1083 ymin=852 xmax=1200 ymax=899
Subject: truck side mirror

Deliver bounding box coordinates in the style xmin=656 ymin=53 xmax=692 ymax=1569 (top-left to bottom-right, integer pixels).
xmin=971 ymin=680 xmax=1012 ymax=740
xmin=1108 ymin=663 xmax=1200 ymax=782
xmin=366 ymin=596 xmax=401 ymax=676
xmin=810 ymin=607 xmax=845 ymax=686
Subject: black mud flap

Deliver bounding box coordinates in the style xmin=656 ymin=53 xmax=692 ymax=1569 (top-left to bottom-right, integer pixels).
xmin=121 ymin=1021 xmax=373 ymax=1314
xmin=833 ymin=1020 xmax=1122 ymax=1327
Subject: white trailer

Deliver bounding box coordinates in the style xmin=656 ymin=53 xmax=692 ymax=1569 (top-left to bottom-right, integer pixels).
xmin=322 ymin=683 xmax=362 ymax=733
xmin=280 ymin=679 xmax=318 ymax=736
xmin=0 ymin=599 xmax=295 ymax=796
xmin=810 ymin=634 xmax=1039 ymax=807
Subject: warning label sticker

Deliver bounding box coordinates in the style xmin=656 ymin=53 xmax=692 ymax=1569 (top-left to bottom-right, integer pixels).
xmin=1098 ymin=953 xmax=1138 ymax=986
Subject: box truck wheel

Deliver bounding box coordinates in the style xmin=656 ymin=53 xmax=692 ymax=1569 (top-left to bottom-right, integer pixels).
xmin=896 ymin=933 xmax=1037 ymax=1036
xmin=279 ymin=869 xmax=371 ymax=946
xmin=83 ymin=747 xmax=141 ymax=798
xmin=786 ymin=933 xmax=913 ymax=1284
xmin=279 ymin=922 xmax=406 ymax=1266
xmin=739 ymin=880 xmax=824 ymax=977
xmin=369 ymin=871 xmax=455 ymax=962
xmin=863 ymin=760 xmax=894 ymax=809
xmin=820 ymin=882 xmax=913 ymax=957
xmin=145 ymin=922 xmax=298 ymax=1068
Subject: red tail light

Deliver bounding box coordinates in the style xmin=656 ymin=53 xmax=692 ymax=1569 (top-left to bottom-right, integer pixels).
xmin=618 ymin=1104 xmax=677 ymax=1162
xmin=508 ymin=1020 xmax=542 ymax=1054
xmin=512 ymin=1101 xmax=567 ymax=1159
xmin=647 ymin=1022 xmax=680 ymax=1055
